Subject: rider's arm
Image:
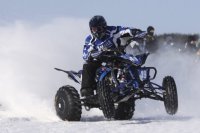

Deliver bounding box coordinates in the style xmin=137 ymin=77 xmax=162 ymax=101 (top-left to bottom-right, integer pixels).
xmin=83 ymin=35 xmax=94 ymax=61
xmin=110 ymin=26 xmax=146 ymax=39
xmin=107 ymin=26 xmax=146 ymax=48
xmin=120 ymin=27 xmax=146 ymax=39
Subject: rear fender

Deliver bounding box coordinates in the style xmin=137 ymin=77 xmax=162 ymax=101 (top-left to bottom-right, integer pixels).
xmin=55 ymin=68 xmax=82 ymax=84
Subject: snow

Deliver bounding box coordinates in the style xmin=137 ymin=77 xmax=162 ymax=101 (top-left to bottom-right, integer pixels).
xmin=1 ymin=18 xmax=200 ymax=133
xmin=1 ymin=114 xmax=200 ymax=133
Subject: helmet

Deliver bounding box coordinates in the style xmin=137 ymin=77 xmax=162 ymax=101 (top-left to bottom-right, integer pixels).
xmin=147 ymin=26 xmax=155 ymax=36
xmin=89 ymin=15 xmax=107 ymax=39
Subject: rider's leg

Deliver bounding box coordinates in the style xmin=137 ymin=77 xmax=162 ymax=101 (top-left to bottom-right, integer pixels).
xmin=81 ymin=61 xmax=100 ymax=97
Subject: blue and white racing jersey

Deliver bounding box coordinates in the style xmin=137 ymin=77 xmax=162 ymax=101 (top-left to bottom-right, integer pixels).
xmin=83 ymin=26 xmax=146 ymax=61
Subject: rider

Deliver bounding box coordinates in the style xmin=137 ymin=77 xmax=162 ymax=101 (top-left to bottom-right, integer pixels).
xmin=81 ymin=15 xmax=150 ymax=97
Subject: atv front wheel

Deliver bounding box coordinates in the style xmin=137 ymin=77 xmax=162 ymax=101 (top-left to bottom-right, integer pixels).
xmin=97 ymin=76 xmax=115 ymax=119
xmin=55 ymin=85 xmax=82 ymax=121
xmin=162 ymin=76 xmax=178 ymax=115
xmin=114 ymin=99 xmax=135 ymax=120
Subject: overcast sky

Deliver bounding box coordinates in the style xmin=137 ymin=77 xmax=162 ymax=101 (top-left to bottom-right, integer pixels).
xmin=0 ymin=0 xmax=199 ymax=33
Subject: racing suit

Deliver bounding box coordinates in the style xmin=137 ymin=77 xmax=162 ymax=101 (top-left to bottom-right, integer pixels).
xmin=81 ymin=26 xmax=146 ymax=96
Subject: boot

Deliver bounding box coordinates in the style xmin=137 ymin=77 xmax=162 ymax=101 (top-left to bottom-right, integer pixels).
xmin=80 ymin=88 xmax=94 ymax=97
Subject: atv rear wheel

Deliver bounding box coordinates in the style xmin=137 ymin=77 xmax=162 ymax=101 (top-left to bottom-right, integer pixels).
xmin=55 ymin=85 xmax=82 ymax=121
xmin=114 ymin=99 xmax=135 ymax=120
xmin=97 ymin=76 xmax=115 ymax=119
xmin=162 ymin=76 xmax=178 ymax=115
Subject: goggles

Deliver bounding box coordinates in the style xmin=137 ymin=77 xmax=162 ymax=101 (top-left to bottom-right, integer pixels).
xmin=91 ymin=26 xmax=105 ymax=33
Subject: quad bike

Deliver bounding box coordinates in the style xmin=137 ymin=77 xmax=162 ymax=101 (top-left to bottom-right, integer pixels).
xmin=54 ymin=37 xmax=178 ymax=121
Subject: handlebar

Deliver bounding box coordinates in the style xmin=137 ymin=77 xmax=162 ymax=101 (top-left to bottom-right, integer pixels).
xmin=91 ymin=50 xmax=120 ymax=61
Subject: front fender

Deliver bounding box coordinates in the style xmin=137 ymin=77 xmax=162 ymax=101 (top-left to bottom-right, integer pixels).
xmin=99 ymin=68 xmax=111 ymax=82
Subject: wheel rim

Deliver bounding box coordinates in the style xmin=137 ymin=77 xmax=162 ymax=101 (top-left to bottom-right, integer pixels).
xmin=57 ymin=97 xmax=66 ymax=112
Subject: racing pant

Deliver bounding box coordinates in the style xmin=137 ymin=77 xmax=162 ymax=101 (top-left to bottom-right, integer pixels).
xmin=81 ymin=61 xmax=101 ymax=96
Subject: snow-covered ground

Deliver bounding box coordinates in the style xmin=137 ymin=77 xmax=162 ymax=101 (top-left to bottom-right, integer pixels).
xmin=1 ymin=19 xmax=200 ymax=133
xmin=0 ymin=115 xmax=200 ymax=133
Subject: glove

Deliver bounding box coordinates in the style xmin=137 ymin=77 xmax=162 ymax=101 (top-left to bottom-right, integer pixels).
xmin=90 ymin=50 xmax=102 ymax=58
xmin=131 ymin=29 xmax=142 ymax=36
xmin=130 ymin=41 xmax=139 ymax=48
